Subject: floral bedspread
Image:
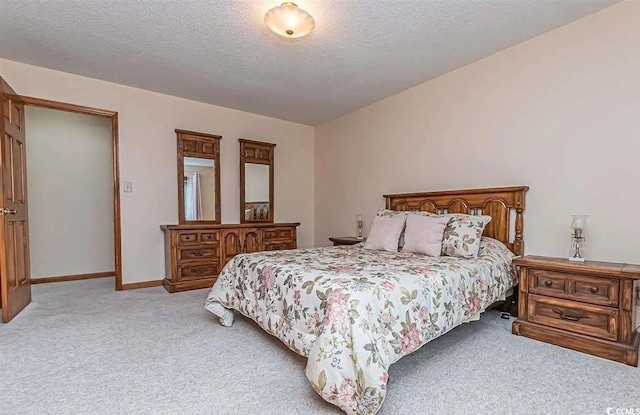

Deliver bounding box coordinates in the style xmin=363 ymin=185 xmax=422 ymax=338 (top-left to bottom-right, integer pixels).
xmin=205 ymin=238 xmax=517 ymax=415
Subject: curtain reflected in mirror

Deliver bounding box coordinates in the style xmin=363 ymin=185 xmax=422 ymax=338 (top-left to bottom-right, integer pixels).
xmin=184 ymin=157 xmax=216 ymax=221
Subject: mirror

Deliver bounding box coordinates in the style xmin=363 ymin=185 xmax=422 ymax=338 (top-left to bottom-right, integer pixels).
xmin=176 ymin=129 xmax=221 ymax=224
xmin=239 ymin=139 xmax=275 ymax=223
xmin=183 ymin=157 xmax=216 ymax=221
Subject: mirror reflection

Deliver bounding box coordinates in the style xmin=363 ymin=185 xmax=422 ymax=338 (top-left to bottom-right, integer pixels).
xmin=244 ymin=163 xmax=270 ymax=221
xmin=183 ymin=157 xmax=216 ymax=221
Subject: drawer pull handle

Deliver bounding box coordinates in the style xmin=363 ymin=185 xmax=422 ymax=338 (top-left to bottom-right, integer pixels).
xmin=193 ymin=268 xmax=205 ymax=274
xmin=544 ymin=280 xmax=552 ymax=287
xmin=590 ymin=286 xmax=599 ymax=294
xmin=552 ymin=307 xmax=583 ymax=322
xmin=192 ymin=251 xmax=205 ymax=257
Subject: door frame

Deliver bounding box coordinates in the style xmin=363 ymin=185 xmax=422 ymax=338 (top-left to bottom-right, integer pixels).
xmin=20 ymin=96 xmax=123 ymax=291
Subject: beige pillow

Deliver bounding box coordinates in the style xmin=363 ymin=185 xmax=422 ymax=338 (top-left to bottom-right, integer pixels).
xmin=364 ymin=214 xmax=407 ymax=252
xmin=401 ymin=214 xmax=450 ymax=256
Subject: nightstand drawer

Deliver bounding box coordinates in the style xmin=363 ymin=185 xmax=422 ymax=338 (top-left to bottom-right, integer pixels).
xmin=529 ymin=269 xmax=619 ymax=307
xmin=527 ymin=294 xmax=618 ymax=342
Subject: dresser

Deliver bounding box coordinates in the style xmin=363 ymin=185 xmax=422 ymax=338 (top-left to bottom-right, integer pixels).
xmin=512 ymin=256 xmax=640 ymax=366
xmin=161 ymin=223 xmax=299 ymax=293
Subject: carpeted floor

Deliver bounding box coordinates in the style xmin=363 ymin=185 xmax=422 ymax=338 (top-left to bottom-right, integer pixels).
xmin=1 ymin=278 xmax=638 ymax=415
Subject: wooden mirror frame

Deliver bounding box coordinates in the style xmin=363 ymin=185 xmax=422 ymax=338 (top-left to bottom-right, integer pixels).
xmin=239 ymin=139 xmax=275 ymax=223
xmin=176 ymin=129 xmax=222 ymax=224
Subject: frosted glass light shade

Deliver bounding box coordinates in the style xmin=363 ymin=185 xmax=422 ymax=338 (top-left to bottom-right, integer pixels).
xmin=265 ymin=2 xmax=315 ymax=38
xmin=570 ymin=215 xmax=588 ymax=230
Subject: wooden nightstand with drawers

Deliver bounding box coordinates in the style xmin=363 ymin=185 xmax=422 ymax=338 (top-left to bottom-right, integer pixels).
xmin=329 ymin=237 xmax=364 ymax=246
xmin=512 ymin=256 xmax=640 ymax=366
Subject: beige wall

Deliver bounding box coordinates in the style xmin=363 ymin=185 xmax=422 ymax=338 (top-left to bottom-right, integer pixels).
xmin=0 ymin=59 xmax=315 ymax=285
xmin=315 ymin=2 xmax=640 ymax=263
xmin=26 ymin=107 xmax=114 ymax=279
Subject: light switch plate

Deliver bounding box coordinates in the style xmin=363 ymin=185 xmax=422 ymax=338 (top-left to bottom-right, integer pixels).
xmin=123 ymin=181 xmax=133 ymax=193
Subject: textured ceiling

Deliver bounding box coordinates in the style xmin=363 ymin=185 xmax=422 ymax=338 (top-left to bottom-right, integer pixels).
xmin=0 ymin=0 xmax=619 ymax=125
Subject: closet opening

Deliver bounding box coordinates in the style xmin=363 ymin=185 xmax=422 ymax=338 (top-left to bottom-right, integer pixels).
xmin=22 ymin=97 xmax=122 ymax=291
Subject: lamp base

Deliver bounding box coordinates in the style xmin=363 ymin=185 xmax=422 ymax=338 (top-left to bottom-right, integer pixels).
xmin=568 ymin=256 xmax=586 ymax=263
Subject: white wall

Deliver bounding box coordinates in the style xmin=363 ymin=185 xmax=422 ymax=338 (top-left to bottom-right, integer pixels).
xmin=315 ymin=2 xmax=640 ymax=264
xmin=26 ymin=107 xmax=114 ymax=278
xmin=0 ymin=59 xmax=315 ymax=285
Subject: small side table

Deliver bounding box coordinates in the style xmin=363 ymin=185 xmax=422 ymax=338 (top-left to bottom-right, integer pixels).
xmin=329 ymin=237 xmax=364 ymax=246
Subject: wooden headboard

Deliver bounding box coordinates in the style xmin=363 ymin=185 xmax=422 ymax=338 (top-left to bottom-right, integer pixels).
xmin=384 ymin=186 xmax=528 ymax=256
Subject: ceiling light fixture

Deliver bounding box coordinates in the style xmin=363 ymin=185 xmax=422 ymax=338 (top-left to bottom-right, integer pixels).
xmin=264 ymin=2 xmax=315 ymax=39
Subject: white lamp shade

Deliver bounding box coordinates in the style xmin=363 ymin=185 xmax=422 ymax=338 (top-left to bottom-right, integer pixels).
xmin=570 ymin=215 xmax=588 ymax=230
xmin=265 ymin=2 xmax=315 ymax=38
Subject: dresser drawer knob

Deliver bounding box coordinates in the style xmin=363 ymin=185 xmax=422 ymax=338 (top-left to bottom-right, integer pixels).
xmin=192 ymin=251 xmax=205 ymax=257
xmin=544 ymin=280 xmax=552 ymax=287
xmin=552 ymin=307 xmax=583 ymax=322
xmin=590 ymin=286 xmax=599 ymax=294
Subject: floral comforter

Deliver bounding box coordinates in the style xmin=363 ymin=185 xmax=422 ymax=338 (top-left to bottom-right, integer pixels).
xmin=204 ymin=238 xmax=517 ymax=415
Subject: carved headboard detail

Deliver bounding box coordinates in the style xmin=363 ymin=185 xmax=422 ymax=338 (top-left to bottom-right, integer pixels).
xmin=384 ymin=186 xmax=528 ymax=256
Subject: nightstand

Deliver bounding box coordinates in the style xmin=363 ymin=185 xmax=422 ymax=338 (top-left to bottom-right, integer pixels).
xmin=329 ymin=237 xmax=364 ymax=246
xmin=512 ymin=255 xmax=640 ymax=366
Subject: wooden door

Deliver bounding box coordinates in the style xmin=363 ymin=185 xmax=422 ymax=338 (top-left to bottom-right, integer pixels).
xmin=243 ymin=228 xmax=262 ymax=254
xmin=0 ymin=77 xmax=31 ymax=323
xmin=221 ymin=229 xmax=242 ymax=265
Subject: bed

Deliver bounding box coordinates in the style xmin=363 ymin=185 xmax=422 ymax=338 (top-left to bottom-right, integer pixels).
xmin=205 ymin=186 xmax=528 ymax=414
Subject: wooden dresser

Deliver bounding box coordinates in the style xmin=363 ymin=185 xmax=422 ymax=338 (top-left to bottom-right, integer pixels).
xmin=512 ymin=256 xmax=640 ymax=366
xmin=161 ymin=223 xmax=299 ymax=293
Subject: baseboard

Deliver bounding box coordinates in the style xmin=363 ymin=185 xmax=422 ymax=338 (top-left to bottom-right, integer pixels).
xmin=121 ymin=280 xmax=163 ymax=290
xmin=31 ymin=271 xmax=114 ymax=284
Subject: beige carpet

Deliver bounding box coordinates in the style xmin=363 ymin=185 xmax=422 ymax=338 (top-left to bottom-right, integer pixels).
xmin=1 ymin=277 xmax=638 ymax=415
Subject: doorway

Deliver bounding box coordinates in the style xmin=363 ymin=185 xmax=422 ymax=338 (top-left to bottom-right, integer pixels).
xmin=26 ymin=106 xmax=115 ymax=285
xmin=21 ymin=97 xmax=123 ymax=292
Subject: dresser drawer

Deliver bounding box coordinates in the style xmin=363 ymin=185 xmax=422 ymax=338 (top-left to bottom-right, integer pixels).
xmin=199 ymin=231 xmax=220 ymax=243
xmin=176 ymin=230 xmax=221 ymax=245
xmin=264 ymin=241 xmax=295 ymax=251
xmin=527 ymin=294 xmax=618 ymax=341
xmin=529 ymin=269 xmax=619 ymax=307
xmin=263 ymin=228 xmax=294 ymax=241
xmin=177 ymin=246 xmax=220 ymax=262
xmin=177 ymin=262 xmax=220 ymax=281
xmin=177 ymin=231 xmax=199 ymax=244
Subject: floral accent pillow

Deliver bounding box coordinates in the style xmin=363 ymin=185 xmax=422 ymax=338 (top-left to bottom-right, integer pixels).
xmin=441 ymin=214 xmax=492 ymax=258
xmin=374 ymin=209 xmax=408 ymax=218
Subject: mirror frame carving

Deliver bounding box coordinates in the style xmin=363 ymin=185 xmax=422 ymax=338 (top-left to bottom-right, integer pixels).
xmin=239 ymin=138 xmax=275 ymax=223
xmin=176 ymin=129 xmax=222 ymax=224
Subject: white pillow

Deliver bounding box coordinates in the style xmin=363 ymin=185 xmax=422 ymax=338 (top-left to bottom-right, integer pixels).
xmin=401 ymin=214 xmax=450 ymax=256
xmin=364 ymin=214 xmax=407 ymax=252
